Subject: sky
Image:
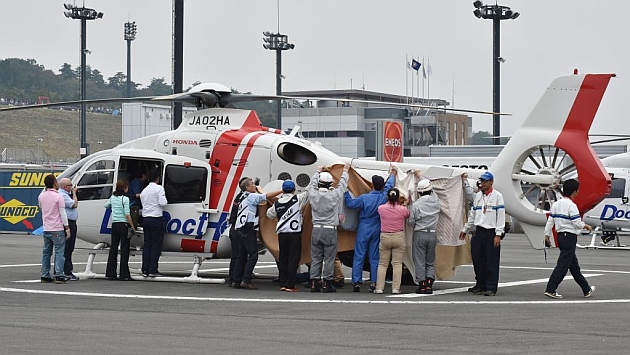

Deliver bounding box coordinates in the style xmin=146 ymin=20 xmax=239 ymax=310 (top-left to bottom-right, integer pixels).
xmin=1 ymin=0 xmax=628 ymax=136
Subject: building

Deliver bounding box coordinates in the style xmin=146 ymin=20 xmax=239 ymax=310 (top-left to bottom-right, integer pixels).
xmin=282 ymin=89 xmax=472 ymax=158
xmin=121 ymin=103 xmax=196 ymax=143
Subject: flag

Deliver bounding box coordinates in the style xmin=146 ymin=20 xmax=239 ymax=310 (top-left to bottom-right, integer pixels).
xmin=422 ymin=65 xmax=427 ymax=79
xmin=411 ymin=59 xmax=421 ymax=71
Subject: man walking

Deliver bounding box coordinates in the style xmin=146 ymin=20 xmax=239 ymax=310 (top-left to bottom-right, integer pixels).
xmin=140 ymin=170 xmax=168 ymax=277
xmin=58 ymin=178 xmax=79 ymax=281
xmin=543 ymin=179 xmax=595 ymax=299
xmin=38 ymin=174 xmax=70 ymax=284
xmin=459 ymin=171 xmax=505 ymax=296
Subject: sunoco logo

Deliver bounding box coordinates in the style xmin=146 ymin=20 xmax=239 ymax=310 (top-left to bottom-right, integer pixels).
xmin=0 ymin=199 xmax=38 ymax=224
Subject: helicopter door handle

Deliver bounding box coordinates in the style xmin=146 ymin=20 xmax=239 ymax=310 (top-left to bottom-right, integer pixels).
xmin=196 ymin=208 xmax=219 ymax=214
xmin=622 ymin=196 xmax=628 ymax=205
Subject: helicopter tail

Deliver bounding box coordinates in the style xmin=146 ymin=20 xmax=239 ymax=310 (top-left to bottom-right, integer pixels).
xmin=492 ymin=73 xmax=615 ymax=249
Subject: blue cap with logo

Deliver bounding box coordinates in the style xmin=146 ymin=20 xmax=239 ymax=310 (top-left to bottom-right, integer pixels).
xmin=282 ymin=180 xmax=296 ymax=192
xmin=479 ymin=171 xmax=494 ymax=181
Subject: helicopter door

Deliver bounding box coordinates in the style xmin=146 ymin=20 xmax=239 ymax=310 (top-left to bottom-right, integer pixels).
xmin=161 ymin=162 xmax=211 ymax=252
xmin=73 ymin=157 xmax=117 ymax=239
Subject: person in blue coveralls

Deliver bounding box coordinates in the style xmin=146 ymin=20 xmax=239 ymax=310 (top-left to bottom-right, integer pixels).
xmin=344 ymin=165 xmax=396 ymax=292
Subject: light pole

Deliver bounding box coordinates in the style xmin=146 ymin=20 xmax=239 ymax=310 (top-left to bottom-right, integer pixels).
xmin=36 ymin=138 xmax=43 ymax=163
xmin=263 ymin=31 xmax=294 ymax=130
xmin=473 ymin=1 xmax=519 ymax=145
xmin=64 ymin=3 xmax=103 ymax=158
xmin=124 ymin=21 xmax=137 ymax=98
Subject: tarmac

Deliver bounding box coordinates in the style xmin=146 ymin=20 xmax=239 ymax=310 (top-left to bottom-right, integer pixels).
xmin=0 ymin=232 xmax=628 ymax=355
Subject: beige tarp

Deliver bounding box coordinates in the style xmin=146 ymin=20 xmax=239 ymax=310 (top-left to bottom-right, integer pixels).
xmin=258 ymin=164 xmax=472 ymax=281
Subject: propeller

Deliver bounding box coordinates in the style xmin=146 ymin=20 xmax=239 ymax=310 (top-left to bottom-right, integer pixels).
xmin=0 ymin=83 xmax=510 ymax=116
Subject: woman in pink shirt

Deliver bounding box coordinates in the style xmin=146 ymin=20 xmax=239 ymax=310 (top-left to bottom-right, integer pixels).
xmin=375 ymin=188 xmax=410 ymax=294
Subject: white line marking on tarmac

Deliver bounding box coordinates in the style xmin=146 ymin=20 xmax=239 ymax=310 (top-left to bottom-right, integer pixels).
xmin=0 ymin=287 xmax=627 ymax=305
xmin=392 ymin=274 xmax=603 ymax=298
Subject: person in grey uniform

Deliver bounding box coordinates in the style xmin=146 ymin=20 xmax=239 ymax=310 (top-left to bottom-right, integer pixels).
xmin=408 ymin=178 xmax=440 ymax=294
xmin=308 ymin=163 xmax=350 ymax=293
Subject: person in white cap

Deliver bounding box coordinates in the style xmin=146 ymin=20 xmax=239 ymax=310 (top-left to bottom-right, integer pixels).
xmin=408 ymin=179 xmax=440 ymax=294
xmin=307 ymin=164 xmax=350 ymax=293
xmin=459 ymin=171 xmax=505 ymax=296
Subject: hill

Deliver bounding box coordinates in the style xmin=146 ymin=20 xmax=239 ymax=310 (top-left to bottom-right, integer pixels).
xmin=0 ymin=106 xmax=122 ymax=163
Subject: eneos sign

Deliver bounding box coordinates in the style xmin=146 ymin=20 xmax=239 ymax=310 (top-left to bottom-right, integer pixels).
xmin=383 ymin=121 xmax=403 ymax=162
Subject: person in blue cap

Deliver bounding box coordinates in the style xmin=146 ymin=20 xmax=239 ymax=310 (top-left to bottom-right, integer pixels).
xmin=344 ymin=165 xmax=396 ymax=292
xmin=266 ymin=179 xmax=313 ymax=292
xmin=459 ymin=171 xmax=505 ymax=296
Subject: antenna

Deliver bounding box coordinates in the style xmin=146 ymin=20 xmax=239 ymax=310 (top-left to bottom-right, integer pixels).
xmin=277 ymin=0 xmax=280 ymax=33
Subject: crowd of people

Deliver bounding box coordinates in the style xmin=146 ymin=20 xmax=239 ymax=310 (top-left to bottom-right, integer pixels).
xmin=37 ymin=166 xmax=596 ymax=299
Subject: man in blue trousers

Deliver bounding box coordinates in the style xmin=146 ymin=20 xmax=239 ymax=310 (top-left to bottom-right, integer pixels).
xmin=344 ymin=166 xmax=396 ymax=292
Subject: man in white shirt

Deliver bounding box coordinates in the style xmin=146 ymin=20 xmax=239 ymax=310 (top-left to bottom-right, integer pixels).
xmin=459 ymin=171 xmax=505 ymax=296
xmin=140 ymin=170 xmax=168 ymax=277
xmin=543 ymin=179 xmax=595 ymax=299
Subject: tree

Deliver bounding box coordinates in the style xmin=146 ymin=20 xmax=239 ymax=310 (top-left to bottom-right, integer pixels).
xmin=146 ymin=77 xmax=171 ymax=96
xmin=107 ymin=72 xmax=127 ymax=91
xmin=59 ymin=63 xmax=77 ymax=80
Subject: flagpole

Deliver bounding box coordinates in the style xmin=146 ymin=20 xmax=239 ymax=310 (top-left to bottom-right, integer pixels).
xmin=411 ymin=57 xmax=414 ymax=104
xmin=422 ymin=56 xmax=425 ymax=99
xmin=405 ymin=53 xmax=409 ymax=104
xmin=427 ymin=57 xmax=431 ymax=99
xmin=416 ymin=55 xmax=420 ymax=104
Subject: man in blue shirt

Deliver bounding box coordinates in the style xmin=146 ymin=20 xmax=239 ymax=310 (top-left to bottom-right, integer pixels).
xmin=58 ymin=178 xmax=79 ymax=281
xmin=344 ymin=167 xmax=396 ymax=292
xmin=232 ymin=178 xmax=282 ymax=289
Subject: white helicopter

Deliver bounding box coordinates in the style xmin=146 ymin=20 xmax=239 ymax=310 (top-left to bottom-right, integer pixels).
xmin=0 ymin=72 xmax=616 ymax=278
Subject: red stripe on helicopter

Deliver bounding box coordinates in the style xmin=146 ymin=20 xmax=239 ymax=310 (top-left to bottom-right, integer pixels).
xmin=554 ymin=74 xmax=614 ymax=215
xmin=207 ymin=111 xmax=268 ymax=252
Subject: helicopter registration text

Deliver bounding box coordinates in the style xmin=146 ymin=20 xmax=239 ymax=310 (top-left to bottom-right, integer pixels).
xmin=189 ymin=115 xmax=230 ymax=130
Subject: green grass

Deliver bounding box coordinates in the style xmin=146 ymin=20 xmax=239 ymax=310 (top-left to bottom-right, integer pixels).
xmin=0 ymin=106 xmax=121 ymax=163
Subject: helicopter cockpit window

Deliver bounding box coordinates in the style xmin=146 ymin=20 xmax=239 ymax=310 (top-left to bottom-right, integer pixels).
xmin=76 ymin=159 xmax=115 ymax=201
xmin=277 ymin=142 xmax=317 ymax=166
xmin=607 ymin=177 xmax=626 ymax=199
xmin=163 ymin=165 xmax=208 ymax=203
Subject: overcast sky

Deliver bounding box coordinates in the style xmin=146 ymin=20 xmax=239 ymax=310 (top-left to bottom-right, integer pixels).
xmin=1 ymin=0 xmax=627 ymax=136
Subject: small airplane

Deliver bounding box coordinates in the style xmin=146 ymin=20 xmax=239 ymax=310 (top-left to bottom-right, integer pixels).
xmin=0 ymin=72 xmax=616 ymax=278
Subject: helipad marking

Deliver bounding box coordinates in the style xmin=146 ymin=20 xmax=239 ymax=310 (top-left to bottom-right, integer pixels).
xmin=392 ymin=274 xmax=602 ymax=298
xmin=0 ymin=287 xmax=627 ymax=305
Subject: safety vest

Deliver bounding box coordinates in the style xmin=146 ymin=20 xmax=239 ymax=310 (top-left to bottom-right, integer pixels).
xmin=235 ymin=192 xmax=260 ymax=230
xmin=274 ymin=195 xmax=302 ymax=233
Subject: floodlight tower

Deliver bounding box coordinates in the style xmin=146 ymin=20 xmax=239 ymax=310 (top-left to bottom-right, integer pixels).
xmin=263 ymin=31 xmax=294 ymax=130
xmin=124 ymin=21 xmax=137 ymax=98
xmin=473 ymin=1 xmax=519 ymax=145
xmin=63 ymin=3 xmax=103 ymax=158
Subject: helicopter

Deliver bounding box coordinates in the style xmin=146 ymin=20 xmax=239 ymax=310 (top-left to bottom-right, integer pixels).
xmin=0 ymin=72 xmax=615 ymax=279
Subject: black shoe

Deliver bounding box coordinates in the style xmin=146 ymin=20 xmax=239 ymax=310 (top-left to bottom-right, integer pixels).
xmin=54 ymin=276 xmax=67 ymax=284
xmin=41 ymin=277 xmax=54 ymax=283
xmin=483 ymin=290 xmax=496 ymax=296
xmin=368 ymin=283 xmax=376 ymax=293
xmin=310 ymin=279 xmax=322 ymax=293
xmin=120 ymin=277 xmax=133 ymax=281
xmin=333 ymin=280 xmax=345 ymax=288
xmin=66 ymin=274 xmax=79 ymax=281
xmin=107 ymin=276 xmax=118 ymax=281
xmin=468 ymin=286 xmax=483 ymax=293
xmin=240 ymin=282 xmax=258 ymax=290
xmin=231 ymin=282 xmax=243 ymax=289
xmin=353 ymin=283 xmax=361 ymax=292
xmin=322 ymin=280 xmax=337 ymax=293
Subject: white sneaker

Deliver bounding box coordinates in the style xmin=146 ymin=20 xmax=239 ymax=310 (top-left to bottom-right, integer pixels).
xmin=373 ymin=289 xmax=383 ymax=294
xmin=544 ymin=291 xmax=563 ymax=299
xmin=392 ymin=289 xmax=401 ymax=294
xmin=584 ymin=286 xmax=596 ymax=298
